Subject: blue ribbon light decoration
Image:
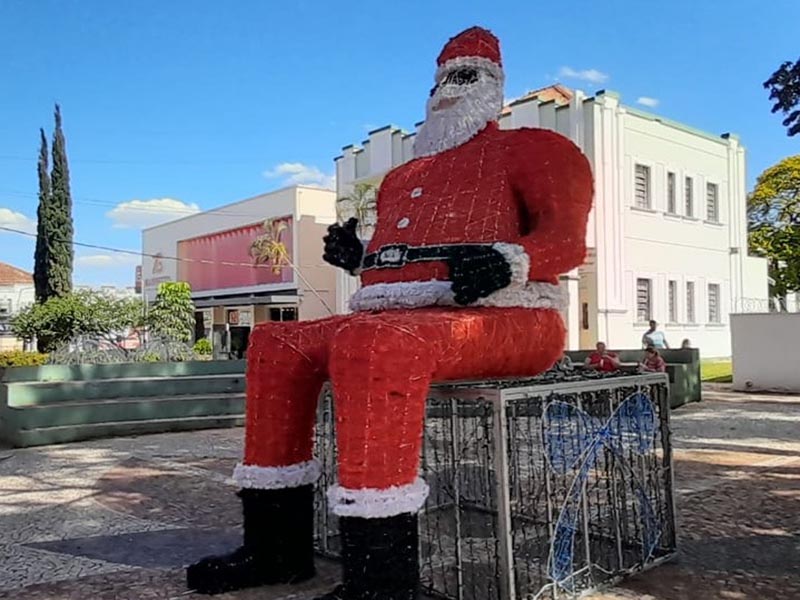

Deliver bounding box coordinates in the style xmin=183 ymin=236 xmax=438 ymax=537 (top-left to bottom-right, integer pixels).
xmin=542 ymin=392 xmax=662 ymax=590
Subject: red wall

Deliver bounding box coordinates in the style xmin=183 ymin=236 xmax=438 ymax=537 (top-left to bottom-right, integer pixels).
xmin=177 ymin=217 xmax=294 ymax=292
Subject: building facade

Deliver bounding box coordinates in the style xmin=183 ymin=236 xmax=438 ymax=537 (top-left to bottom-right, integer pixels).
xmin=141 ymin=185 xmax=338 ymax=357
xmin=334 ymin=87 xmax=768 ymax=357
xmin=0 ymin=262 xmax=35 ymax=350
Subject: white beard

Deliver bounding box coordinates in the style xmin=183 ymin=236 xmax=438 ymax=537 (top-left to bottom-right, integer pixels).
xmin=413 ymin=73 xmax=503 ymax=158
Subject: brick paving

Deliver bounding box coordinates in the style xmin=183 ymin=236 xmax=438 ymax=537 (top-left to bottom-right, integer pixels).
xmin=0 ymin=385 xmax=798 ymax=599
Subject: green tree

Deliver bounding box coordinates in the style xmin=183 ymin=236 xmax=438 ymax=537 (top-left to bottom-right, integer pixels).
xmin=147 ymin=282 xmax=195 ymax=342
xmin=33 ymin=128 xmax=51 ymax=304
xmin=747 ymin=155 xmax=800 ymax=310
xmin=336 ymin=182 xmax=377 ymax=238
xmin=46 ymin=104 xmax=74 ymax=298
xmin=764 ymin=58 xmax=800 ymax=137
xmin=11 ymin=291 xmax=144 ymax=353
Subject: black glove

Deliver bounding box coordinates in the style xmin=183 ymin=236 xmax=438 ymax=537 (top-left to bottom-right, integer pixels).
xmin=447 ymin=245 xmax=513 ymax=306
xmin=323 ymin=217 xmax=364 ymax=274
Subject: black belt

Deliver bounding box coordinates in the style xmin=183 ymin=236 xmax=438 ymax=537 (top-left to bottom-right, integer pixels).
xmin=361 ymin=243 xmax=492 ymax=270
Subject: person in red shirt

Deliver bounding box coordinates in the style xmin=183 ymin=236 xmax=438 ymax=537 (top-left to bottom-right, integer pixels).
xmin=584 ymin=342 xmax=620 ymax=372
xmin=640 ymin=345 xmax=667 ymax=373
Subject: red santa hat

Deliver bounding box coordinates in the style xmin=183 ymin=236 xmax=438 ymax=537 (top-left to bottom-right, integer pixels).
xmin=435 ymin=26 xmax=504 ymax=84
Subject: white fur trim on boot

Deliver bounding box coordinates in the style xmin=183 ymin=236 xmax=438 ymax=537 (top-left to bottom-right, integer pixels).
xmin=492 ymin=242 xmax=530 ymax=286
xmin=327 ymin=478 xmax=430 ymax=518
xmin=232 ymin=460 xmax=321 ymax=490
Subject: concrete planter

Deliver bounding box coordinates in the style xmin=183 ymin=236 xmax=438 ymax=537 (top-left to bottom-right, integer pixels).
xmin=0 ymin=359 xmax=246 ymax=448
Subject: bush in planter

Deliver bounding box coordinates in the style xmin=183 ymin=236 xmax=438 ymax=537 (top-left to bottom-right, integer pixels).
xmin=0 ymin=350 xmax=49 ymax=367
xmin=193 ymin=338 xmax=213 ymax=356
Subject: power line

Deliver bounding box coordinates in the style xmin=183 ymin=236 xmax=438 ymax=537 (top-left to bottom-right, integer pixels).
xmin=0 ymin=225 xmax=335 ymax=315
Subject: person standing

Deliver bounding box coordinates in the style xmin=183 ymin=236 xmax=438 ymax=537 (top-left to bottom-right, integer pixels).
xmin=642 ymin=320 xmax=669 ymax=349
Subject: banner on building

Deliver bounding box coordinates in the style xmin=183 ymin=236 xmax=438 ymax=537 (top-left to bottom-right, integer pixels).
xmin=176 ymin=216 xmax=294 ymax=292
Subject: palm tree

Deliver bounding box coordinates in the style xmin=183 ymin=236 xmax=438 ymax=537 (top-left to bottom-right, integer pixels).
xmin=337 ymin=182 xmax=377 ymax=239
xmin=249 ymin=218 xmax=290 ymax=274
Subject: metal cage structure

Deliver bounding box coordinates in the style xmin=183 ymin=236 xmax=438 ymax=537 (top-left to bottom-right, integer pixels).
xmin=314 ymin=372 xmax=676 ymax=600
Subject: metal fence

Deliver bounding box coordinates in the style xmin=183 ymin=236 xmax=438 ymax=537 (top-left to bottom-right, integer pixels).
xmin=314 ymin=372 xmax=676 ymax=600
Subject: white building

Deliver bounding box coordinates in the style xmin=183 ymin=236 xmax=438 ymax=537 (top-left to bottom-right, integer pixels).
xmin=141 ymin=185 xmax=338 ymax=356
xmin=0 ymin=262 xmax=35 ymax=351
xmin=75 ymin=285 xmax=138 ymax=300
xmin=334 ymin=86 xmax=768 ymax=357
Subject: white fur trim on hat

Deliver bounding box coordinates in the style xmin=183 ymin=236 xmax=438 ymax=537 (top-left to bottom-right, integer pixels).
xmin=349 ymin=279 xmax=566 ymax=312
xmin=232 ymin=460 xmax=321 ymax=490
xmin=327 ymin=478 xmax=430 ymax=518
xmin=436 ymin=56 xmax=505 ymax=84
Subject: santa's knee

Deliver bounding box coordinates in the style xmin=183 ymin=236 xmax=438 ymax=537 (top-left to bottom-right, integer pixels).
xmin=329 ymin=317 xmax=434 ymax=382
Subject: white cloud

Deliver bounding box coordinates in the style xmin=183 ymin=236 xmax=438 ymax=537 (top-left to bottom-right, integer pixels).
xmin=106 ymin=198 xmax=200 ymax=229
xmin=0 ymin=207 xmax=36 ymax=235
xmin=264 ymin=162 xmax=335 ymax=190
xmin=558 ymin=66 xmax=609 ymax=84
xmin=637 ymin=96 xmax=660 ymax=108
xmin=75 ymin=253 xmax=140 ymax=268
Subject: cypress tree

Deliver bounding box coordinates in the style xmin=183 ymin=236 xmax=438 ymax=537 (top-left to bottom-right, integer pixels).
xmin=33 ymin=128 xmax=51 ymax=303
xmin=47 ymin=104 xmax=74 ymax=297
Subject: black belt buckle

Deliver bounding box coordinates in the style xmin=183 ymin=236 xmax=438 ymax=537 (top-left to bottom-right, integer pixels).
xmin=374 ymin=244 xmax=409 ymax=268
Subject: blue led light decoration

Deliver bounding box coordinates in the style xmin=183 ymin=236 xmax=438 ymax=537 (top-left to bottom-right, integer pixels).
xmin=542 ymin=392 xmax=662 ymax=591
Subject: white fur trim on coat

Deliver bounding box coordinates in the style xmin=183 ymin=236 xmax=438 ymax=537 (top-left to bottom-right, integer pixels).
xmin=349 ymin=279 xmax=566 ymax=312
xmin=232 ymin=460 xmax=321 ymax=490
xmin=492 ymin=242 xmax=530 ymax=286
xmin=327 ymin=478 xmax=430 ymax=518
xmin=436 ymin=56 xmax=505 ymax=84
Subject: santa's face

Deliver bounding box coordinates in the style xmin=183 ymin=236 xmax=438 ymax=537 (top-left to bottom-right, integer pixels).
xmin=413 ymin=64 xmax=503 ymax=158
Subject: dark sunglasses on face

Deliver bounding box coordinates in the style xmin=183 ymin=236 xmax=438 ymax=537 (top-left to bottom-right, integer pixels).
xmin=429 ymin=67 xmax=483 ymax=97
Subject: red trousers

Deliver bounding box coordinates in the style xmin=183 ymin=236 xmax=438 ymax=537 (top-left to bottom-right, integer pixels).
xmin=242 ymin=307 xmax=564 ymax=493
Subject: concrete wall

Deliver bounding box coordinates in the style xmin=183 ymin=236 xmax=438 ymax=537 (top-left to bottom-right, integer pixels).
xmin=296 ymin=186 xmax=338 ymax=319
xmin=731 ymin=313 xmax=800 ymax=392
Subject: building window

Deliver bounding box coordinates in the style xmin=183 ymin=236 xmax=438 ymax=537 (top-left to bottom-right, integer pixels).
xmin=636 ymin=278 xmax=652 ymax=323
xmin=668 ymin=280 xmax=678 ymax=323
xmin=685 ymin=176 xmax=694 ymax=217
xmin=581 ymin=302 xmax=589 ymax=330
xmin=270 ymin=307 xmax=298 ymax=322
xmin=686 ymin=281 xmax=696 ymax=323
xmin=666 ymin=172 xmax=676 ymax=214
xmin=634 ymin=164 xmax=651 ymax=209
xmin=706 ymin=182 xmax=719 ymax=222
xmin=708 ymin=283 xmax=720 ymax=323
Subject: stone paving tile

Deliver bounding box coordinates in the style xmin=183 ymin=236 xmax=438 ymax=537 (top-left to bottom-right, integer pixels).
xmin=0 ymin=387 xmax=798 ymax=599
xmin=0 ymin=499 xmax=167 ymax=545
xmin=94 ymin=457 xmax=242 ymax=529
xmin=0 ymin=542 xmax=126 ymax=592
xmin=0 ymin=562 xmax=341 ymax=600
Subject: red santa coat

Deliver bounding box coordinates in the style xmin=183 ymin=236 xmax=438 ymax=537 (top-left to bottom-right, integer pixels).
xmin=235 ymin=121 xmax=593 ymax=511
xmin=350 ymin=121 xmax=594 ymax=312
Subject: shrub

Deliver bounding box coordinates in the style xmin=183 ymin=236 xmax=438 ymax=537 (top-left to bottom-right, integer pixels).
xmin=193 ymin=338 xmax=213 ymax=356
xmin=0 ymin=351 xmax=49 ymax=368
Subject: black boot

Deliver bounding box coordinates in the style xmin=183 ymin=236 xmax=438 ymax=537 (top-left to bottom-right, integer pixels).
xmin=186 ymin=485 xmax=316 ymax=595
xmin=316 ymin=513 xmax=420 ymax=600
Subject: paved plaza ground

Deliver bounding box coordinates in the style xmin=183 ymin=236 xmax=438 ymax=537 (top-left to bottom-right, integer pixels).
xmin=1 ymin=384 xmax=798 ymax=600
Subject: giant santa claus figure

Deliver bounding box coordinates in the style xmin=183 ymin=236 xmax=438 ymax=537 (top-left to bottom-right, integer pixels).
xmin=188 ymin=26 xmax=593 ymax=600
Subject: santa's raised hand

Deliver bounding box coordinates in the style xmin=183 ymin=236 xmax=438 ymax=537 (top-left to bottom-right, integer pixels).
xmin=322 ymin=217 xmax=363 ymax=275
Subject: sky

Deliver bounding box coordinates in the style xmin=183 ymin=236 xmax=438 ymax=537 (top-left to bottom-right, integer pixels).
xmin=1 ymin=0 xmax=798 ymax=287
